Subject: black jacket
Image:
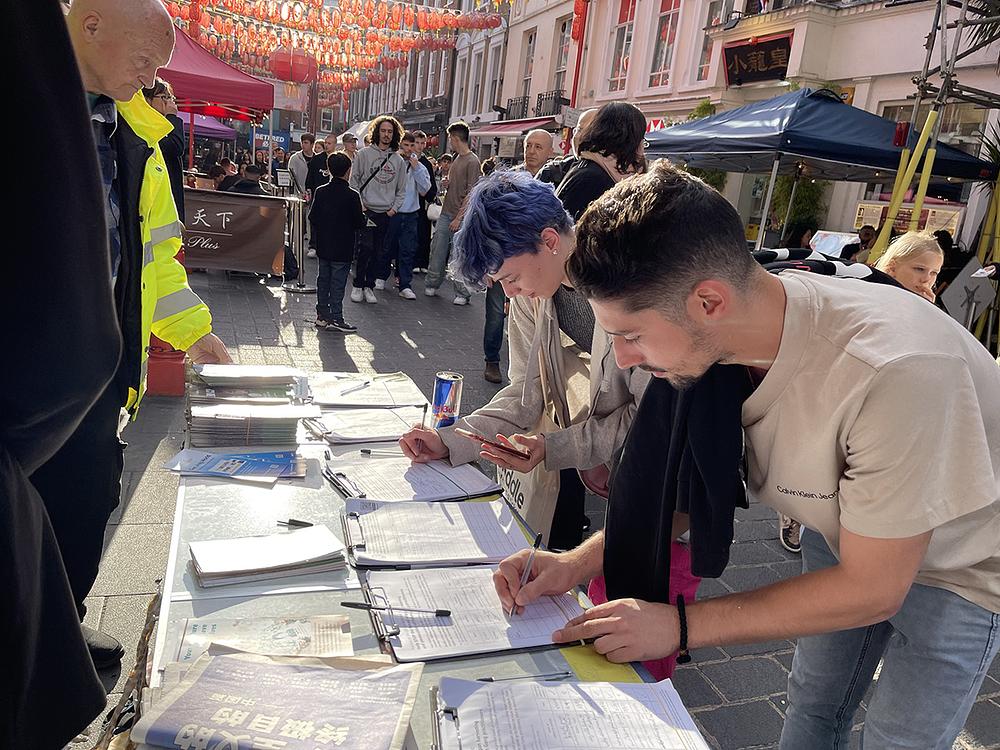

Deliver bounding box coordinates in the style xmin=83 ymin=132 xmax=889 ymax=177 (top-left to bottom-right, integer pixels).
xmin=418 ymin=154 xmax=438 ymax=208
xmin=536 ymin=154 xmax=579 ymax=189
xmin=218 ymin=173 xmax=241 ymax=192
xmin=309 ymin=178 xmax=367 ymax=262
xmin=3 ymin=1 xmax=119 ymax=745
xmin=555 ymin=158 xmax=615 ymax=221
xmin=160 ymin=113 xmax=186 ymax=222
xmin=227 ymin=178 xmax=267 ymax=196
xmin=305 ymin=151 xmax=331 ymax=194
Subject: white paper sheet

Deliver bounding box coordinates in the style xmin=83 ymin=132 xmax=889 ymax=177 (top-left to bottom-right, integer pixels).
xmin=329 ymin=454 xmax=500 ymax=502
xmin=175 ymin=615 xmax=354 ymax=663
xmin=365 ymin=566 xmax=584 ymax=662
xmin=452 ymin=679 xmax=710 ymax=750
xmin=345 ymin=500 xmax=529 ymax=567
xmin=309 ymin=372 xmax=427 ymax=408
xmin=312 ymin=406 xmax=425 ymax=443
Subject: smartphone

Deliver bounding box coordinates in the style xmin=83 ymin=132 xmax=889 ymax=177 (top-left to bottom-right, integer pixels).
xmin=454 ymin=428 xmax=531 ymax=461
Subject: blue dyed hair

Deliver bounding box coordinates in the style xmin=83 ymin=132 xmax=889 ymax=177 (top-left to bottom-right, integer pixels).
xmin=451 ymin=170 xmax=573 ymax=289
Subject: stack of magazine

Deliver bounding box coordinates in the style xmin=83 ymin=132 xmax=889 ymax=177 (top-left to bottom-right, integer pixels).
xmin=188 ymin=525 xmax=348 ymax=588
xmin=187 ymin=403 xmax=320 ymax=447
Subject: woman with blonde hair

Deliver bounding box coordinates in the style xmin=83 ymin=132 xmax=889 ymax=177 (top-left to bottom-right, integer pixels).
xmin=875 ymin=231 xmax=945 ymax=303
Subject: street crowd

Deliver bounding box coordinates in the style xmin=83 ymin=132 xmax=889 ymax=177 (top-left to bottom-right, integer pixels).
xmin=6 ymin=0 xmax=999 ymax=748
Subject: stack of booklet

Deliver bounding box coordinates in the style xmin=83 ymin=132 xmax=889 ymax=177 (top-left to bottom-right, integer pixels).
xmin=134 ymin=653 xmax=422 ymax=750
xmin=193 ymin=364 xmax=305 ymax=387
xmin=324 ymin=452 xmax=501 ymax=502
xmin=187 ymin=402 xmax=320 ymax=447
xmin=165 ymin=448 xmax=306 ymax=486
xmin=188 ymin=525 xmax=348 ymax=588
xmin=303 ymin=406 xmax=425 ymax=444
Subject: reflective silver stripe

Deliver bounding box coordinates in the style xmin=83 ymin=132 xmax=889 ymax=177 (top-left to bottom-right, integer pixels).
xmin=153 ymin=287 xmax=204 ymax=322
xmin=148 ymin=220 xmax=184 ymax=246
xmin=143 ymin=241 xmax=155 ymax=266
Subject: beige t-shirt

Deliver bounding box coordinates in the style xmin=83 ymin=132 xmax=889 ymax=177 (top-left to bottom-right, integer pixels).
xmin=743 ymin=272 xmax=1000 ymax=612
xmin=441 ymin=151 xmax=482 ymax=217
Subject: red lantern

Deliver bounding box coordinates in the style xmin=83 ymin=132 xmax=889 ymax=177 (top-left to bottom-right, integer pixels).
xmin=268 ymin=44 xmax=318 ymax=83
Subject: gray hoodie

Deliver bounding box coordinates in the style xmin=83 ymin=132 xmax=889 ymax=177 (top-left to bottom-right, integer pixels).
xmin=349 ymin=145 xmax=407 ymax=213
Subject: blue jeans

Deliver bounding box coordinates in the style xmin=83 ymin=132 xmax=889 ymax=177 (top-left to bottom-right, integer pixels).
xmin=316 ymin=259 xmax=351 ymax=322
xmin=377 ymin=212 xmax=403 ymax=283
xmin=484 ymin=281 xmax=507 ymax=363
xmin=380 ymin=211 xmax=418 ymax=290
xmin=425 ymin=212 xmax=472 ymax=298
xmin=780 ymin=528 xmax=1000 ymax=750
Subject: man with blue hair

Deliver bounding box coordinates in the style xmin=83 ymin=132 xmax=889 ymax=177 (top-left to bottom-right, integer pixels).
xmin=402 ymin=169 xmax=655 ymax=557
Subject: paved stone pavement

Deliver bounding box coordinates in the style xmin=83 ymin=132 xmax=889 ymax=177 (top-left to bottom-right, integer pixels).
xmin=84 ymin=262 xmax=1000 ymax=749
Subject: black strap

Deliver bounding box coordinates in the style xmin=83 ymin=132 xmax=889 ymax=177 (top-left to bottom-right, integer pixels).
xmin=676 ymin=594 xmax=691 ymax=664
xmin=358 ymin=151 xmax=392 ymax=196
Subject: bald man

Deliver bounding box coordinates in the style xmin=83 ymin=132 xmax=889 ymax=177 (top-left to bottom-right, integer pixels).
xmin=34 ymin=0 xmax=230 ymax=669
xmin=522 ymin=129 xmax=555 ymax=177
xmin=536 ymin=107 xmax=598 ymax=188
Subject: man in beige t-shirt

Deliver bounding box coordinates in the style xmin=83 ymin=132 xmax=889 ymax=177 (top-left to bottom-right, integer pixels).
xmin=493 ymin=161 xmax=1000 ymax=749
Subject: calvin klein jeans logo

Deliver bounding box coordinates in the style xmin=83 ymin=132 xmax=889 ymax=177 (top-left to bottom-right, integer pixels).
xmin=776 ymin=485 xmax=838 ymax=501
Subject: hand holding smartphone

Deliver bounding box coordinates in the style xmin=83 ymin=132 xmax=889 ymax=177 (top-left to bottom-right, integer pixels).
xmin=454 ymin=428 xmax=531 ymax=461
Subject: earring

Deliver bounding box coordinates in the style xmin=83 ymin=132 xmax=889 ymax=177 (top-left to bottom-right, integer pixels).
xmin=552 ymin=249 xmax=558 ymax=255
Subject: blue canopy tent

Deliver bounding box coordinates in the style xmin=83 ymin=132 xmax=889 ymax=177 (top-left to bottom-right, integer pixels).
xmin=644 ymin=88 xmax=997 ymax=248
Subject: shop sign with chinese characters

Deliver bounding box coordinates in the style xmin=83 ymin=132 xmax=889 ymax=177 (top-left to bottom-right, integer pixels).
xmin=723 ymin=32 xmax=793 ymax=86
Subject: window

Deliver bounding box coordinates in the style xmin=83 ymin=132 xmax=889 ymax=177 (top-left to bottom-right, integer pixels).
xmin=522 ymin=30 xmax=536 ymax=99
xmin=456 ymin=56 xmax=469 ymax=115
xmin=438 ymin=53 xmax=448 ymax=97
xmin=648 ymin=0 xmax=680 ymax=87
xmin=608 ymin=0 xmax=636 ymax=92
xmin=488 ymin=46 xmax=502 ymax=107
xmin=471 ymin=51 xmax=483 ymax=113
xmin=696 ymin=0 xmax=733 ymax=82
xmin=320 ymin=109 xmax=334 ymax=132
xmin=416 ymin=51 xmax=426 ymax=100
xmin=553 ymin=17 xmax=571 ymax=92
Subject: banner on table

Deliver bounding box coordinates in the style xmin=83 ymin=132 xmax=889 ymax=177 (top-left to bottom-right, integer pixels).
xmin=183 ymin=188 xmax=285 ymax=274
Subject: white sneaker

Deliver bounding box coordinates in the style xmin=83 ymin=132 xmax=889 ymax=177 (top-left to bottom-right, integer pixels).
xmin=452 ymin=295 xmax=469 ymax=306
xmin=374 ymin=278 xmax=386 ymax=290
xmin=350 ymin=287 xmax=364 ymax=303
xmin=306 ymin=248 xmax=317 ymax=258
xmin=364 ymin=287 xmax=378 ymax=304
xmin=399 ymin=288 xmax=417 ymax=300
xmin=424 ymin=287 xmax=437 ymax=297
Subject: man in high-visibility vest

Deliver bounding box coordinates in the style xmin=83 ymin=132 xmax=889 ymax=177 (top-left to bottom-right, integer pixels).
xmin=33 ymin=0 xmax=232 ymax=669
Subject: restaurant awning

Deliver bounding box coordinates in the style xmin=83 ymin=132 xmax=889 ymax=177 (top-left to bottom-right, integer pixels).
xmin=470 ymin=117 xmax=556 ymax=138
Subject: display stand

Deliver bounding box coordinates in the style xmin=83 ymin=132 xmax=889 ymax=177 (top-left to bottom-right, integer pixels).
xmin=282 ymin=196 xmax=316 ymax=294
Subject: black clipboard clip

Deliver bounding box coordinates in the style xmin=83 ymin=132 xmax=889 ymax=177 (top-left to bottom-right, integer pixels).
xmin=322 ymin=466 xmax=366 ymax=498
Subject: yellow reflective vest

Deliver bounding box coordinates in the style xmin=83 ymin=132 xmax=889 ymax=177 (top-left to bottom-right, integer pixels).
xmin=116 ymin=93 xmax=212 ymax=412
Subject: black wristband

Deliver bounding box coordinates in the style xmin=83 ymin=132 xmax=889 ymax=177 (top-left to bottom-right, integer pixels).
xmin=676 ymin=594 xmax=691 ymax=664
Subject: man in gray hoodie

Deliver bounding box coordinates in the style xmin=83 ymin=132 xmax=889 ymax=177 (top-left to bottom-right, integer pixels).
xmin=349 ymin=115 xmax=407 ymax=304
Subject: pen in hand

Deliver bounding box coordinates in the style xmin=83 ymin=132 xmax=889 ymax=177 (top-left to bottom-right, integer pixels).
xmin=510 ymin=532 xmax=543 ymax=617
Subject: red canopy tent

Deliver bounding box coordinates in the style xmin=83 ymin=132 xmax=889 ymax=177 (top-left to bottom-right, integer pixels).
xmin=159 ymin=28 xmax=274 ymax=122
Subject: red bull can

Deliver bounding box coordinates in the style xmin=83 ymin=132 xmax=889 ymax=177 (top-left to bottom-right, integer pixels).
xmin=432 ymin=371 xmax=463 ymax=428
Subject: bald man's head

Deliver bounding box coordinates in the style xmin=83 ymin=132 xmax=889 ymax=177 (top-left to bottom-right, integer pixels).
xmin=523 ymin=130 xmax=555 ymax=175
xmin=67 ymin=0 xmax=175 ymax=101
xmin=572 ymin=108 xmax=599 ymax=155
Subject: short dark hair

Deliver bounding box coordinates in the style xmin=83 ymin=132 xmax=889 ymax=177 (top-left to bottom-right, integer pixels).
xmin=342 ymin=132 xmax=358 ymax=143
xmin=576 ymin=102 xmax=647 ymax=174
xmin=438 ymin=153 xmax=453 ymax=162
xmin=401 ymin=130 xmax=416 ymax=143
xmin=327 ymin=152 xmax=352 ymax=179
xmin=368 ymin=115 xmax=404 ymax=150
xmin=301 ymin=132 xmax=316 ymax=144
xmin=413 ymin=129 xmax=427 ymax=139
xmin=220 ymin=157 xmax=233 ymax=168
xmin=568 ymin=160 xmax=756 ymax=317
xmin=208 ymin=165 xmax=226 ymax=180
xmin=244 ymin=163 xmax=264 ymax=177
xmin=447 ymin=121 xmax=471 ymax=143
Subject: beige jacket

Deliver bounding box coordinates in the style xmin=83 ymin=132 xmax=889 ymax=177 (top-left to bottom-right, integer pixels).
xmin=440 ymin=292 xmax=650 ymax=471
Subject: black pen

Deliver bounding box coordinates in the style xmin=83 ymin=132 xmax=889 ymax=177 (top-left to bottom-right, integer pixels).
xmin=477 ymin=671 xmax=572 ymax=682
xmin=341 ymin=601 xmax=451 ymax=617
xmin=510 ymin=533 xmax=544 ymax=617
xmin=277 ymin=518 xmax=313 ymax=528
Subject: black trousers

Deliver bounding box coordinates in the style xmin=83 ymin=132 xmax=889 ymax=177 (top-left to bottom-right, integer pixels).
xmin=416 ymin=211 xmax=432 ymax=269
xmin=29 ymin=383 xmax=126 ymax=617
xmin=548 ymin=468 xmax=586 ymax=551
xmin=354 ymin=209 xmax=390 ymax=289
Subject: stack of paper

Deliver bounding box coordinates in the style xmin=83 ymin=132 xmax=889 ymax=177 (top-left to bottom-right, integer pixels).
xmin=187 ymin=403 xmax=320 ymax=447
xmin=193 ymin=364 xmax=304 ymax=387
xmin=189 ymin=525 xmax=348 ymax=588
xmin=309 ymin=371 xmax=427 ymax=408
xmin=304 ymin=406 xmax=425 ymax=444
xmin=174 ymin=615 xmax=354 ymax=663
xmin=364 ymin=566 xmax=585 ymax=662
xmin=343 ymin=499 xmax=529 ymax=568
xmin=188 ymin=383 xmax=296 ymax=405
xmin=325 ymin=453 xmax=500 ymax=502
xmin=433 ymin=677 xmax=710 ymax=750
xmin=165 ymin=449 xmax=306 ymax=485
xmin=133 ymin=653 xmax=422 ymax=750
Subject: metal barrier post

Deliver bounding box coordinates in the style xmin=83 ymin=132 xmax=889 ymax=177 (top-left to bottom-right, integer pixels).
xmin=282 ymin=196 xmax=316 ymax=293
